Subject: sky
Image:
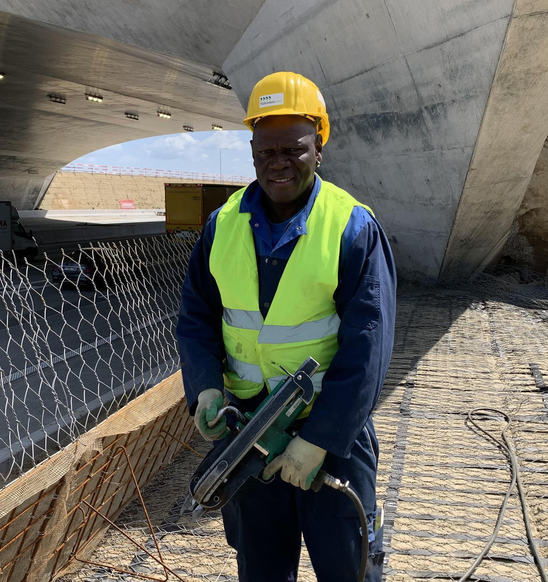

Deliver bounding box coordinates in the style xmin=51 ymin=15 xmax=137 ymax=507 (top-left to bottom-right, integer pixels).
xmin=70 ymin=130 xmax=256 ymax=179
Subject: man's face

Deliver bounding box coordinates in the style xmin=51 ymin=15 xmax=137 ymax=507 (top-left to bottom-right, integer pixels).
xmin=251 ymin=115 xmax=322 ymax=205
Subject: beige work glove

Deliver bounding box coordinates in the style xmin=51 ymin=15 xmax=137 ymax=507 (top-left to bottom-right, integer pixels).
xmin=263 ymin=435 xmax=327 ymax=490
xmin=194 ymin=388 xmax=228 ymax=441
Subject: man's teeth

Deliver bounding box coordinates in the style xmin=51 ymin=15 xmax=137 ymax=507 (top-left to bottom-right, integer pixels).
xmin=272 ymin=178 xmax=292 ymax=183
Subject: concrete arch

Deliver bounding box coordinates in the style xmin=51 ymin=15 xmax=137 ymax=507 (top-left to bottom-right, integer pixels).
xmin=1 ymin=0 xmax=547 ymax=280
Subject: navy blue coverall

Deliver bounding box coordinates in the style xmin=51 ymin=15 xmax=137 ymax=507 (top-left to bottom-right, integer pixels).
xmin=177 ymin=176 xmax=396 ymax=581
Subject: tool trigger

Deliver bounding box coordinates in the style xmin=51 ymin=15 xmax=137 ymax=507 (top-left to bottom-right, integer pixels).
xmin=208 ymin=406 xmax=247 ymax=428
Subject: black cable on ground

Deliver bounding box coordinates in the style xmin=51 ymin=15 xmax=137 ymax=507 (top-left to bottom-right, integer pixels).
xmin=460 ymin=408 xmax=547 ymax=582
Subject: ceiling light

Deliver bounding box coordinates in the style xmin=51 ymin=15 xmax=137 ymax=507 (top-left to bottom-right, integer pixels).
xmin=157 ymin=110 xmax=171 ymax=119
xmin=211 ymin=123 xmax=223 ymax=131
xmin=125 ymin=111 xmax=139 ymax=120
xmin=182 ymin=125 xmax=194 ymax=132
xmin=209 ymin=72 xmax=232 ymax=90
xmin=85 ymin=92 xmax=103 ymax=103
xmin=48 ymin=93 xmax=66 ymax=104
xmin=0 ymin=73 xmax=5 ymax=80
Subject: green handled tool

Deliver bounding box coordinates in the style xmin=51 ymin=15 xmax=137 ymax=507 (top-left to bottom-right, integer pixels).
xmin=189 ymin=357 xmax=319 ymax=509
xmin=188 ymin=356 xmax=369 ymax=582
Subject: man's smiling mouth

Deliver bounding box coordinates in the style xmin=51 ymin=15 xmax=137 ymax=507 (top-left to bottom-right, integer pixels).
xmin=270 ymin=177 xmax=293 ymax=183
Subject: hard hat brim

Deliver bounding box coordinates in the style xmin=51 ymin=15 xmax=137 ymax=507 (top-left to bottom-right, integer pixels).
xmin=244 ymin=110 xmax=330 ymax=145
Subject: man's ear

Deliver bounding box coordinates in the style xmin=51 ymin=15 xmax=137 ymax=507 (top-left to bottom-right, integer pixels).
xmin=315 ymin=134 xmax=323 ymax=164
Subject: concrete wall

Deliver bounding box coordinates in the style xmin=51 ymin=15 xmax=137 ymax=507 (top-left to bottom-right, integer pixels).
xmin=499 ymin=139 xmax=548 ymax=276
xmin=41 ymin=171 xmax=246 ymax=210
xmin=3 ymin=0 xmax=547 ymax=281
xmin=224 ymin=0 xmax=514 ymax=282
xmin=441 ymin=2 xmax=548 ymax=280
xmin=41 ymin=171 xmax=249 ymax=210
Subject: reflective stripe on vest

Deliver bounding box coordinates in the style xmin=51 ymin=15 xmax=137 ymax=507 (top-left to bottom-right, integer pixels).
xmin=227 ymin=354 xmax=264 ymax=384
xmin=210 ymin=179 xmax=374 ymax=409
xmin=258 ymin=313 xmax=341 ymax=344
xmin=224 ymin=308 xmax=340 ymax=343
xmin=227 ymin=357 xmax=326 ymax=393
xmin=223 ymin=308 xmax=263 ymax=330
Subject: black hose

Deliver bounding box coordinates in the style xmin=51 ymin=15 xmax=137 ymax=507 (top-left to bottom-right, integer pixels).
xmin=341 ymin=484 xmax=369 ymax=582
xmin=312 ymin=471 xmax=369 ymax=582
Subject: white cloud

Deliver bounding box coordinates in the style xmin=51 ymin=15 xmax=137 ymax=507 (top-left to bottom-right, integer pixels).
xmin=145 ymin=133 xmax=198 ymax=159
xmin=200 ymin=131 xmax=250 ymax=152
xmin=70 ymin=130 xmax=255 ymax=178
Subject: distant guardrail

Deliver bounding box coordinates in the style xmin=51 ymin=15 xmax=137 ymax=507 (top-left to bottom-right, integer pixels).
xmin=62 ymin=163 xmax=254 ymax=185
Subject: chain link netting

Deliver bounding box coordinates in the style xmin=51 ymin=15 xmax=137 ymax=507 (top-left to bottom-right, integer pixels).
xmin=0 ymin=232 xmax=200 ymax=487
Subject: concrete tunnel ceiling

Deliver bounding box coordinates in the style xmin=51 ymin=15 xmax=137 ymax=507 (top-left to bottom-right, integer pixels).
xmin=1 ymin=0 xmax=547 ymax=282
xmin=0 ymin=1 xmax=265 ymax=207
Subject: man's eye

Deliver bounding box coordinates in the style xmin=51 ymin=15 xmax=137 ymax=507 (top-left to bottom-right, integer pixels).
xmin=286 ymin=148 xmax=302 ymax=154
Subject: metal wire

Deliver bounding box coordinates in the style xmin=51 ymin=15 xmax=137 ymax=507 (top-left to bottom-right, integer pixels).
xmin=73 ymin=446 xmax=185 ymax=581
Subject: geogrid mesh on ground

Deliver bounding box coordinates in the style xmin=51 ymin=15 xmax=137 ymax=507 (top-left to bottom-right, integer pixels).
xmin=60 ymin=281 xmax=548 ymax=582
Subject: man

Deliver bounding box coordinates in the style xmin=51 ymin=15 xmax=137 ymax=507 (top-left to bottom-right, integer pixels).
xmin=177 ymin=71 xmax=396 ymax=581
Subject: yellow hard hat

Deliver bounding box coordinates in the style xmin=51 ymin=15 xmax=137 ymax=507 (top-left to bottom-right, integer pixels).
xmin=244 ymin=71 xmax=330 ymax=145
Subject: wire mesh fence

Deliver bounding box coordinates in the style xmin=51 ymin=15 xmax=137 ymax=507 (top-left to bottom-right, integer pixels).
xmin=0 ymin=232 xmax=200 ymax=487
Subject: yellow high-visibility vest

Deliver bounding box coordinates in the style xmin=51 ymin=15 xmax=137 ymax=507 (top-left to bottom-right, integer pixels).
xmin=209 ymin=180 xmax=373 ymax=415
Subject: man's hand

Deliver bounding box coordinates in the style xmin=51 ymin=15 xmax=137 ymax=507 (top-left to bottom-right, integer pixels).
xmin=194 ymin=389 xmax=228 ymax=441
xmin=263 ymin=436 xmax=327 ymax=490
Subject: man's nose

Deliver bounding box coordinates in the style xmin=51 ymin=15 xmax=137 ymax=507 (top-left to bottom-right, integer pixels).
xmin=269 ymin=151 xmax=290 ymax=169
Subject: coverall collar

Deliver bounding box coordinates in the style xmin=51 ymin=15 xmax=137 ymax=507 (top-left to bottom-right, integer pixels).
xmin=239 ymin=176 xmax=322 ymax=252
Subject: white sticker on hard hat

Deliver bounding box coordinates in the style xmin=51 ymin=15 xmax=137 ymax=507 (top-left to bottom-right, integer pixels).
xmin=259 ymin=93 xmax=284 ymax=108
xmin=317 ymin=90 xmax=325 ymax=106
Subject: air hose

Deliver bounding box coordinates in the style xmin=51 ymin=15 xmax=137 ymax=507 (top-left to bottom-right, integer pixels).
xmin=459 ymin=408 xmax=547 ymax=582
xmin=310 ymin=407 xmax=548 ymax=582
xmin=312 ymin=470 xmax=369 ymax=582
